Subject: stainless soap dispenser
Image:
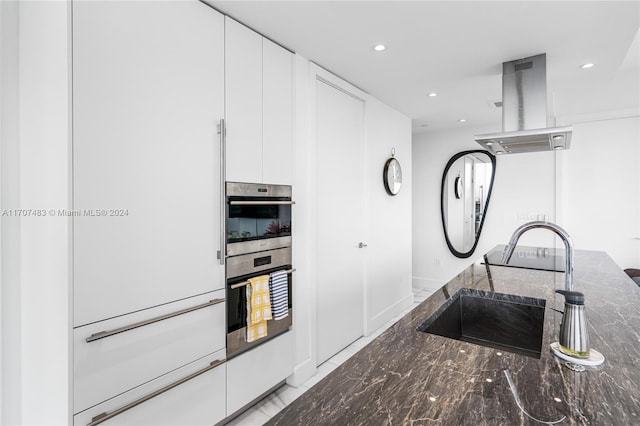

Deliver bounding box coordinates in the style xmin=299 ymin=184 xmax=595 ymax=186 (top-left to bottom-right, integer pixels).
xmin=556 ymin=290 xmax=590 ymax=358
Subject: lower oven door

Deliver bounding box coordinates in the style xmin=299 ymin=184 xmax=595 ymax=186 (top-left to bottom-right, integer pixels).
xmin=226 ymin=267 xmax=293 ymax=359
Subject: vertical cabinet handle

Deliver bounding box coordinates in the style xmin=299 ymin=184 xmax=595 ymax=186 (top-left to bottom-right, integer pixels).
xmin=218 ymin=118 xmax=226 ymax=265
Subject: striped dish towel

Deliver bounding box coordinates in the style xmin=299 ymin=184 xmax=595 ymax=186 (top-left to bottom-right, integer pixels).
xmin=269 ymin=270 xmax=289 ymax=320
xmin=246 ymin=275 xmax=272 ymax=342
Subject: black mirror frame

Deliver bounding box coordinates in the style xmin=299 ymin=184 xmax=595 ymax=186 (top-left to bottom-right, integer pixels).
xmin=440 ymin=150 xmax=496 ymax=258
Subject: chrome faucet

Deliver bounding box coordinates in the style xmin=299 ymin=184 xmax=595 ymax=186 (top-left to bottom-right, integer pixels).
xmin=501 ymin=221 xmax=574 ymax=291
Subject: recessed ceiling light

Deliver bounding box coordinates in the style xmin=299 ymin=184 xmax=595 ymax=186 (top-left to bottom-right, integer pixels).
xmin=580 ymin=63 xmax=595 ymax=69
xmin=496 ymin=151 xmax=503 ymax=155
xmin=427 ymin=92 xmax=438 ymax=97
xmin=486 ymin=141 xmax=494 ymax=146
xmin=552 ymin=135 xmax=564 ymax=140
xmin=554 ymin=146 xmax=564 ymax=150
xmin=458 ymin=119 xmax=467 ymax=123
xmin=373 ymin=44 xmax=386 ymax=52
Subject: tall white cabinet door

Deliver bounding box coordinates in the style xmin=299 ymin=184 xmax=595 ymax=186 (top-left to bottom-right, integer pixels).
xmin=225 ymin=17 xmax=263 ymax=183
xmin=73 ymin=1 xmax=225 ymax=326
xmin=262 ymin=39 xmax=293 ymax=185
xmin=315 ymin=79 xmax=365 ymax=365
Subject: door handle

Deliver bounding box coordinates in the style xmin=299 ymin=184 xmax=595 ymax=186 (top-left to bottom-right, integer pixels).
xmin=358 ymin=242 xmax=368 ymax=248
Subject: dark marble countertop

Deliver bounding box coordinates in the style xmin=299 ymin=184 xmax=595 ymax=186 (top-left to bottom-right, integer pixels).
xmin=268 ymin=249 xmax=640 ymax=425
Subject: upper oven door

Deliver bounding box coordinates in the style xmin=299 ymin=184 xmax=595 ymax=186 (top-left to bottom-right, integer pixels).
xmin=226 ymin=182 xmax=293 ymax=254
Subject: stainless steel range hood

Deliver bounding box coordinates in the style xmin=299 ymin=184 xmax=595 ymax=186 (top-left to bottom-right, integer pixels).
xmin=475 ymin=53 xmax=572 ymax=155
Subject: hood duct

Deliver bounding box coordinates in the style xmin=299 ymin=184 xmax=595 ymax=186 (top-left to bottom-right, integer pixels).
xmin=475 ymin=53 xmax=572 ymax=155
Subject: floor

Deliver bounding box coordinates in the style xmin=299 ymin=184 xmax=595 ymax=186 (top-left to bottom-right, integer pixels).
xmin=227 ymin=287 xmax=434 ymax=426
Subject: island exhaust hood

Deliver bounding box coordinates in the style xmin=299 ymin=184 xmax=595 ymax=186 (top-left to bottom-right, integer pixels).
xmin=475 ymin=53 xmax=572 ymax=155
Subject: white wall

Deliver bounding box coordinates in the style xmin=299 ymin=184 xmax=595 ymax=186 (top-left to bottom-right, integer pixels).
xmin=412 ymin=112 xmax=640 ymax=291
xmin=412 ymin=125 xmax=557 ymax=291
xmin=363 ymin=98 xmax=413 ymax=333
xmin=289 ymin=54 xmax=316 ymax=386
xmin=0 ymin=2 xmax=21 ymax=423
xmin=1 ymin=2 xmax=72 ymax=425
xmin=558 ymin=114 xmax=640 ymax=269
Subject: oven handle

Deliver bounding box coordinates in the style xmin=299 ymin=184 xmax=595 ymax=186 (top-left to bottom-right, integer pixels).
xmin=230 ymin=268 xmax=296 ymax=289
xmin=228 ymin=200 xmax=296 ymax=206
xmin=218 ymin=118 xmax=226 ymax=265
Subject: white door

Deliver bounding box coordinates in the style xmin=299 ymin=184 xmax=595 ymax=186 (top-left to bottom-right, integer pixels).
xmin=73 ymin=1 xmax=225 ymax=326
xmin=463 ymin=156 xmax=474 ymax=252
xmin=315 ymin=79 xmax=365 ymax=365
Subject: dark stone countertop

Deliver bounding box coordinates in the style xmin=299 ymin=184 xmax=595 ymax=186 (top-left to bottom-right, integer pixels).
xmin=268 ymin=249 xmax=640 ymax=425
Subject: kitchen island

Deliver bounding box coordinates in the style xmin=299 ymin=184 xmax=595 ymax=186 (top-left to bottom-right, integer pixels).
xmin=268 ymin=250 xmax=640 ymax=425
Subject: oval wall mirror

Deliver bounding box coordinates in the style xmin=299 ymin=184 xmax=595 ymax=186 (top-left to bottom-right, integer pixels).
xmin=441 ymin=150 xmax=496 ymax=258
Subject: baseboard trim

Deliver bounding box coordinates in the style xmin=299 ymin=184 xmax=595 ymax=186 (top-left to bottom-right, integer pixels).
xmin=287 ymin=357 xmax=316 ymax=388
xmin=412 ymin=276 xmax=445 ymax=293
xmin=366 ymin=293 xmax=413 ymax=335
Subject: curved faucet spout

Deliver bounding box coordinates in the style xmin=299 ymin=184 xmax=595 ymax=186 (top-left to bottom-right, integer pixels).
xmin=501 ymin=221 xmax=574 ymax=291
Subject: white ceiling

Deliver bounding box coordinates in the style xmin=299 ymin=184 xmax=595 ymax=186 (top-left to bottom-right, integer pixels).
xmin=209 ymin=1 xmax=640 ymax=134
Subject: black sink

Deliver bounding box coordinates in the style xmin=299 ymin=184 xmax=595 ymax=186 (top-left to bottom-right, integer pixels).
xmin=417 ymin=288 xmax=546 ymax=358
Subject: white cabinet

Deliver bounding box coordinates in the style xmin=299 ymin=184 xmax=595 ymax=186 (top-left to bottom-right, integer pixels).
xmin=72 ymin=0 xmax=225 ymax=326
xmin=72 ymin=1 xmax=228 ymax=423
xmin=73 ymin=350 xmax=226 ymax=426
xmin=73 ymin=3 xmax=294 ymax=423
xmin=73 ymin=290 xmax=225 ymax=414
xmin=225 ymin=17 xmax=263 ymax=183
xmin=226 ymin=331 xmax=293 ymax=416
xmin=225 ymin=17 xmax=293 ymax=184
xmin=263 ymin=38 xmax=294 ymax=185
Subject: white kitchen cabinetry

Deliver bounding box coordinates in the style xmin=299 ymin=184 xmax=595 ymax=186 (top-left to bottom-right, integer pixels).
xmin=226 ymin=331 xmax=294 ymax=416
xmin=262 ymin=38 xmax=294 ymax=185
xmin=225 ymin=17 xmax=263 ymax=183
xmin=72 ymin=0 xmax=225 ymax=327
xmin=73 ymin=350 xmax=227 ymax=426
xmin=73 ymin=290 xmax=225 ymax=414
xmin=72 ymin=1 xmax=228 ymax=423
xmin=225 ymin=17 xmax=294 ymax=184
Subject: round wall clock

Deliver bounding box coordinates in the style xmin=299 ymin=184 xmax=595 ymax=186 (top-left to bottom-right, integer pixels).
xmin=383 ymin=151 xmax=402 ymax=196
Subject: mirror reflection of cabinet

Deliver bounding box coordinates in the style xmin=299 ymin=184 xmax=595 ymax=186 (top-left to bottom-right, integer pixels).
xmin=441 ymin=150 xmax=496 ymax=258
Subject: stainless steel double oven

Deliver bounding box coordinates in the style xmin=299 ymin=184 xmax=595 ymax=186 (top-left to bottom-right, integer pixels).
xmin=224 ymin=182 xmax=294 ymax=359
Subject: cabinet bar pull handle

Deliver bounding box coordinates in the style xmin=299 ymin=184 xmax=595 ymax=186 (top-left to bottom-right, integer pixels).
xmin=218 ymin=118 xmax=226 ymax=265
xmin=228 ymin=200 xmax=296 ymax=206
xmin=85 ymin=298 xmax=224 ymax=343
xmin=87 ymin=359 xmax=226 ymax=426
xmin=230 ymin=268 xmax=296 ymax=289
